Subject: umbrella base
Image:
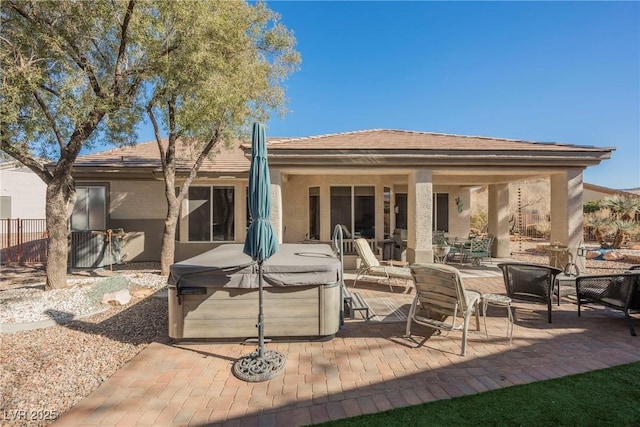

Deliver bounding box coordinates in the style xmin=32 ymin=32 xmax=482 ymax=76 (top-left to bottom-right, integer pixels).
xmin=232 ymin=349 xmax=286 ymax=382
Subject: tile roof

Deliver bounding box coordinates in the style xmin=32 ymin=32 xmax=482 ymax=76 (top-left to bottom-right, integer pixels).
xmin=264 ymin=129 xmax=609 ymax=152
xmin=74 ymin=138 xmax=250 ymax=174
xmin=73 ymin=129 xmax=614 ymax=174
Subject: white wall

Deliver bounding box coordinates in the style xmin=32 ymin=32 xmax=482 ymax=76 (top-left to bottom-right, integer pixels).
xmin=0 ymin=164 xmax=47 ymax=219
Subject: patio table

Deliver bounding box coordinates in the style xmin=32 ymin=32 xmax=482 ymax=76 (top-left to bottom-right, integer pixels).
xmin=482 ymin=293 xmax=514 ymax=345
xmin=554 ymin=273 xmax=578 ymax=306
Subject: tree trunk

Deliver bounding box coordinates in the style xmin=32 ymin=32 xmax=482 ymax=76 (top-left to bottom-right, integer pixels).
xmin=45 ymin=180 xmax=75 ymax=290
xmin=594 ymin=227 xmax=606 ymax=248
xmin=160 ymin=199 xmax=180 ymax=276
xmin=612 ymin=230 xmax=626 ymax=249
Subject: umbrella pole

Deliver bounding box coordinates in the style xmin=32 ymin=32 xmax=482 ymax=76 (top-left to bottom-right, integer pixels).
xmin=232 ymin=259 xmax=286 ymax=382
xmin=258 ymin=261 xmax=265 ymax=359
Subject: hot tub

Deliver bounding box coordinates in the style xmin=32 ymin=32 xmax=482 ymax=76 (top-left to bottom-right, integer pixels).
xmin=168 ymin=243 xmax=341 ymax=340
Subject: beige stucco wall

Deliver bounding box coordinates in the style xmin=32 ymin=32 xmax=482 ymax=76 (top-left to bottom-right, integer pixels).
xmin=110 ymin=180 xmax=167 ymax=219
xmin=105 ymin=174 xmax=473 ymax=263
xmin=281 ymin=174 xmax=413 ymax=243
xmin=102 ymin=180 xmax=164 ymax=261
xmin=440 ymin=186 xmax=471 ymax=240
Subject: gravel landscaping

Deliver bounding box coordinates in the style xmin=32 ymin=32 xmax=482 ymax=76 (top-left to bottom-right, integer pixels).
xmin=1 ymin=242 xmax=639 ymax=426
xmin=0 ymin=263 xmax=168 ymax=426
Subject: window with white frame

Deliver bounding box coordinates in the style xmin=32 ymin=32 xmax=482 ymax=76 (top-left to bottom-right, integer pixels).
xmin=188 ymin=186 xmax=235 ymax=241
xmin=71 ymin=186 xmax=106 ymax=230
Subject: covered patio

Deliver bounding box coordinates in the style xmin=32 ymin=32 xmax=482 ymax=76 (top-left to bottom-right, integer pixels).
xmin=54 ymin=261 xmax=639 ymax=426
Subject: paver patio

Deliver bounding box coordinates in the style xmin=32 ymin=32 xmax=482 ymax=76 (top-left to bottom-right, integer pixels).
xmin=53 ymin=264 xmax=640 ymax=426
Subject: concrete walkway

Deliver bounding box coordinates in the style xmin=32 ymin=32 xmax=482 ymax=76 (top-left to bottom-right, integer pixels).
xmin=53 ymin=270 xmax=640 ymax=426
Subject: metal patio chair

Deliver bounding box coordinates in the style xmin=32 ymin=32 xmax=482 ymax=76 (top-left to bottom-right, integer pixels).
xmin=498 ymin=262 xmax=563 ymax=323
xmin=353 ymin=238 xmax=413 ymax=291
xmin=405 ymin=263 xmax=481 ymax=356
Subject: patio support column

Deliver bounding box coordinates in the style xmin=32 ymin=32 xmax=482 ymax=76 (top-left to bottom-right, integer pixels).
xmin=488 ymin=183 xmax=510 ymax=257
xmin=407 ymin=169 xmax=433 ymax=264
xmin=550 ymin=169 xmax=585 ymax=272
xmin=270 ymin=169 xmax=283 ymax=243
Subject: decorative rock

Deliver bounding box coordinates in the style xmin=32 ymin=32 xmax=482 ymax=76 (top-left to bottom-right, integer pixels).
xmin=586 ymin=251 xmax=602 ymax=260
xmin=603 ymin=251 xmax=624 ymax=261
xmin=102 ymin=289 xmax=131 ymax=306
xmin=626 ymin=254 xmax=640 ymax=264
xmin=131 ymin=288 xmax=154 ymax=299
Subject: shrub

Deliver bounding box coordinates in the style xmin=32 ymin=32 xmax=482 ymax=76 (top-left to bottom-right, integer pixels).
xmin=470 ymin=211 xmax=488 ymax=234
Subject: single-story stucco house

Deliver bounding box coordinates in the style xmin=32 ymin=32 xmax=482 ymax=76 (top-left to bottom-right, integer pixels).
xmin=70 ymin=129 xmax=614 ymax=268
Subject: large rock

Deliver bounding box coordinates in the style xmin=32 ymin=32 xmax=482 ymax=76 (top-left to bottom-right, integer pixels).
xmin=626 ymin=254 xmax=640 ymax=264
xmin=102 ymin=289 xmax=131 ymax=306
xmin=585 ymin=251 xmax=602 ymax=260
xmin=603 ymin=251 xmax=625 ymax=261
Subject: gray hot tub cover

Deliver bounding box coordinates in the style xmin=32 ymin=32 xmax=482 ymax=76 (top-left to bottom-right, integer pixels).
xmin=168 ymin=243 xmax=340 ymax=289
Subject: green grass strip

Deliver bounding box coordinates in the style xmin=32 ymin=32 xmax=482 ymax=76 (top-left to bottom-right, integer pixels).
xmin=317 ymin=361 xmax=640 ymax=427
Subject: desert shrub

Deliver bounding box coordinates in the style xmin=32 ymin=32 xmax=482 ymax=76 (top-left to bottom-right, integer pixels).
xmin=526 ymin=221 xmax=550 ymax=238
xmin=470 ymin=211 xmax=488 ymax=234
xmin=583 ymin=200 xmax=602 ymax=214
xmin=586 ymin=206 xmax=640 ymax=249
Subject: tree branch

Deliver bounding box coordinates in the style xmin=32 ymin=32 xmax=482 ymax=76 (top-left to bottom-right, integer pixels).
xmin=113 ymin=0 xmax=136 ymax=97
xmin=146 ymin=102 xmax=166 ymax=163
xmin=64 ymin=109 xmax=105 ymax=165
xmin=38 ymin=84 xmax=61 ymax=98
xmin=188 ymin=129 xmax=222 ymax=182
xmin=8 ymin=1 xmax=105 ymax=99
xmin=0 ymin=138 xmax=53 ymax=184
xmin=32 ymin=90 xmax=65 ymax=151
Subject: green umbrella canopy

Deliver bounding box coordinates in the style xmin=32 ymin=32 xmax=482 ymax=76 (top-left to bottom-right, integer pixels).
xmin=243 ymin=122 xmax=279 ymax=263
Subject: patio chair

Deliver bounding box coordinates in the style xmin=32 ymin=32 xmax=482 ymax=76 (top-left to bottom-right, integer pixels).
xmin=576 ymin=271 xmax=640 ymax=336
xmin=446 ymin=234 xmax=476 ymax=263
xmin=497 ymin=262 xmax=563 ymax=323
xmin=461 ymin=234 xmax=494 ymax=265
xmin=353 ymin=238 xmax=413 ymax=291
xmin=405 ymin=263 xmax=481 ymax=356
xmin=432 ymin=230 xmax=447 ymax=246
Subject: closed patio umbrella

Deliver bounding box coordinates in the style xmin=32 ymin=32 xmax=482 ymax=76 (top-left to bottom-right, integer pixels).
xmin=232 ymin=122 xmax=285 ymax=382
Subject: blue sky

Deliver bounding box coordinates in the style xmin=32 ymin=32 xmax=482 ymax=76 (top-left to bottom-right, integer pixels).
xmin=258 ymin=1 xmax=639 ymax=190
xmin=130 ymin=1 xmax=639 ymax=190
